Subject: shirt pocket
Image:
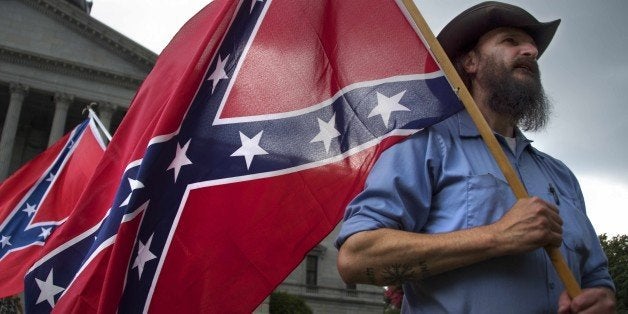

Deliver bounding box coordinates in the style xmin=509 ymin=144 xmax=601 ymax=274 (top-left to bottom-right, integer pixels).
xmin=465 ymin=174 xmax=516 ymax=228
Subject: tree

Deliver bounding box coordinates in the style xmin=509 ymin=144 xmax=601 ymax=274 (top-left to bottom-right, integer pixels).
xmin=0 ymin=295 xmax=22 ymax=314
xmin=599 ymin=233 xmax=627 ymax=312
xmin=269 ymin=292 xmax=312 ymax=314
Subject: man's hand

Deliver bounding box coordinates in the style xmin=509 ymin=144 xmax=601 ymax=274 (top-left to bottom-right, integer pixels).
xmin=491 ymin=197 xmax=562 ymax=255
xmin=557 ymin=287 xmax=616 ymax=313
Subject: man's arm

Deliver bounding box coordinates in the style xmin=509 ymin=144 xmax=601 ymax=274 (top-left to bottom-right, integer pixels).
xmin=337 ymin=197 xmax=562 ymax=286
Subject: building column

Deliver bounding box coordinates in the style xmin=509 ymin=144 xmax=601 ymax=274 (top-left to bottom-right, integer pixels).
xmin=98 ymin=102 xmax=115 ymax=133
xmin=0 ymin=83 xmax=29 ymax=181
xmin=48 ymin=93 xmax=73 ymax=147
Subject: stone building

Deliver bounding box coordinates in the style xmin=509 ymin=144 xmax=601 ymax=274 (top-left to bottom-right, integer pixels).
xmin=0 ymin=0 xmax=156 ymax=181
xmin=0 ymin=0 xmax=385 ymax=312
xmin=274 ymin=224 xmax=384 ymax=313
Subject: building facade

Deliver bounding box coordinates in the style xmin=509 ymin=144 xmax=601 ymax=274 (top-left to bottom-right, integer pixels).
xmin=0 ymin=1 xmax=385 ymax=312
xmin=0 ymin=0 xmax=156 ymax=181
xmin=274 ymin=224 xmax=384 ymax=313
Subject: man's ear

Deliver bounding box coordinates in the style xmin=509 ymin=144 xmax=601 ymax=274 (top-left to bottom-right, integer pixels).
xmin=462 ymin=51 xmax=479 ymax=75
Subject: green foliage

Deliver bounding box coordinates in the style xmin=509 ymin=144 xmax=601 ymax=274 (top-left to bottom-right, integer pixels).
xmin=599 ymin=234 xmax=628 ymax=312
xmin=384 ymin=308 xmax=401 ymax=314
xmin=269 ymin=292 xmax=312 ymax=314
xmin=0 ymin=296 xmax=21 ymax=314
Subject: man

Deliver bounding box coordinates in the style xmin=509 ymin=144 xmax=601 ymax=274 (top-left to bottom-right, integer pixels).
xmin=335 ymin=2 xmax=616 ymax=313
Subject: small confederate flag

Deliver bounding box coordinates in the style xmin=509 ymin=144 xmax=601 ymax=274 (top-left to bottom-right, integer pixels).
xmin=24 ymin=0 xmax=462 ymax=312
xmin=0 ymin=116 xmax=106 ymax=297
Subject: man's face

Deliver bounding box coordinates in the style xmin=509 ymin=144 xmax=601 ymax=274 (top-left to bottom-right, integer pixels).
xmin=471 ymin=27 xmax=551 ymax=131
xmin=474 ymin=27 xmax=540 ymax=85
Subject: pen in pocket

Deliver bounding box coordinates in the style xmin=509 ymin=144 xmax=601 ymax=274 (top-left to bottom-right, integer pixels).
xmin=548 ymin=183 xmax=560 ymax=206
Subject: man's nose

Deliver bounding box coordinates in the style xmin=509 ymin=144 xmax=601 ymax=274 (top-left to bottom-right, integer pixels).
xmin=520 ymin=42 xmax=539 ymax=59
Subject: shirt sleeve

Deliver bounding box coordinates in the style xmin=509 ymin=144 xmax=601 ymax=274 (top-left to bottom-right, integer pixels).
xmin=335 ymin=130 xmax=439 ymax=249
xmin=570 ymin=172 xmax=616 ymax=291
xmin=549 ymin=155 xmax=616 ymax=291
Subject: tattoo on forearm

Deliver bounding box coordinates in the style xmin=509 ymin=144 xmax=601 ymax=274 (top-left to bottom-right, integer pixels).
xmin=365 ymin=261 xmax=430 ymax=285
xmin=418 ymin=260 xmax=430 ymax=279
xmin=365 ymin=267 xmax=377 ymax=285
xmin=381 ymin=264 xmax=416 ymax=285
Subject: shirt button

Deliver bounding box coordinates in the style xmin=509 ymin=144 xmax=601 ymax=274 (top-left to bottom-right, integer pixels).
xmin=549 ymin=283 xmax=555 ymax=289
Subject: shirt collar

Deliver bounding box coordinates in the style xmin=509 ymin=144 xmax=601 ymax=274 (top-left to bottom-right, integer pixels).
xmin=456 ymin=110 xmax=534 ymax=145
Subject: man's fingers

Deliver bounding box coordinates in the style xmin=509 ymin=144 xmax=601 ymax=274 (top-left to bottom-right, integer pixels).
xmin=557 ymin=291 xmax=572 ymax=314
xmin=569 ymin=287 xmax=617 ymax=313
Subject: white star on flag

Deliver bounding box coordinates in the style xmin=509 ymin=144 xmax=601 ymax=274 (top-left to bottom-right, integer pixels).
xmin=46 ymin=173 xmax=55 ymax=182
xmin=167 ymin=140 xmax=193 ymax=182
xmin=310 ymin=113 xmax=341 ymax=153
xmin=23 ymin=203 xmax=37 ymax=216
xmin=207 ymin=54 xmax=230 ymax=94
xmin=121 ymin=178 xmax=145 ymax=207
xmin=39 ymin=227 xmax=52 ymax=240
xmin=231 ymin=131 xmax=268 ymax=170
xmin=132 ymin=234 xmax=157 ymax=279
xmin=368 ymin=91 xmax=410 ymax=127
xmin=35 ymin=269 xmax=65 ymax=307
xmin=0 ymin=235 xmax=11 ymax=248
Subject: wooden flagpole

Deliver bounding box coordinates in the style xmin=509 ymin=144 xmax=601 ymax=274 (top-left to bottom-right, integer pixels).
xmin=400 ymin=0 xmax=582 ymax=298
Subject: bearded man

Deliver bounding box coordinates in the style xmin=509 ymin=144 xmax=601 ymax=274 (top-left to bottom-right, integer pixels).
xmin=335 ymin=2 xmax=616 ymax=313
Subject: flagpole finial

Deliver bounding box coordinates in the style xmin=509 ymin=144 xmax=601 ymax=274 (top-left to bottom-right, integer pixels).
xmin=82 ymin=102 xmax=98 ymax=116
xmin=83 ymin=103 xmax=113 ymax=141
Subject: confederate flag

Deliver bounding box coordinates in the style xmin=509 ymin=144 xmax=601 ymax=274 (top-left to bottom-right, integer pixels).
xmin=0 ymin=116 xmax=106 ymax=297
xmin=24 ymin=0 xmax=461 ymax=312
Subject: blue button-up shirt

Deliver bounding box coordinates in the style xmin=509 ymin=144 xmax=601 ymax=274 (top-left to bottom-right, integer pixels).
xmin=336 ymin=111 xmax=614 ymax=313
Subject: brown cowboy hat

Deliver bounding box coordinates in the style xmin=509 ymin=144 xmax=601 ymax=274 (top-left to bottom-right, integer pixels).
xmin=437 ymin=1 xmax=561 ymax=60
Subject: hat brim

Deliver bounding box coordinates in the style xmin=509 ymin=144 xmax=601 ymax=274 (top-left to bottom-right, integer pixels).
xmin=437 ymin=1 xmax=560 ymax=60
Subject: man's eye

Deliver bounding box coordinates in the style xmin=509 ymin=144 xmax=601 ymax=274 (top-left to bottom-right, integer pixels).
xmin=503 ymin=38 xmax=519 ymax=45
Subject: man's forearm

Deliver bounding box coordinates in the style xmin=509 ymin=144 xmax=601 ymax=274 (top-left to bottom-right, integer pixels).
xmin=337 ymin=197 xmax=562 ymax=286
xmin=337 ymin=226 xmax=503 ymax=286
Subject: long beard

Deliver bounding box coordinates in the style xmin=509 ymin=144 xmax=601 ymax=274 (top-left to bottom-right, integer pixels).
xmin=481 ymin=56 xmax=551 ymax=132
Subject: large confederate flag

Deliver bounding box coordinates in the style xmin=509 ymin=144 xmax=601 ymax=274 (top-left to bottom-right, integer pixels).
xmin=24 ymin=0 xmax=462 ymax=312
xmin=0 ymin=117 xmax=106 ymax=297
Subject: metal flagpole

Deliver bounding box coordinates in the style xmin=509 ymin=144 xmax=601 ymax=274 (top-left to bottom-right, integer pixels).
xmin=399 ymin=0 xmax=582 ymax=298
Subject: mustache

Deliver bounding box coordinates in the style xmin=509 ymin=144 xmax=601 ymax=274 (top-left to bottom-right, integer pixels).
xmin=512 ymin=57 xmax=540 ymax=76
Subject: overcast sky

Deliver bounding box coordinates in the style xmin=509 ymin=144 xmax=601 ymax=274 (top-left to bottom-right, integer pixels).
xmin=90 ymin=1 xmax=627 ymax=236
